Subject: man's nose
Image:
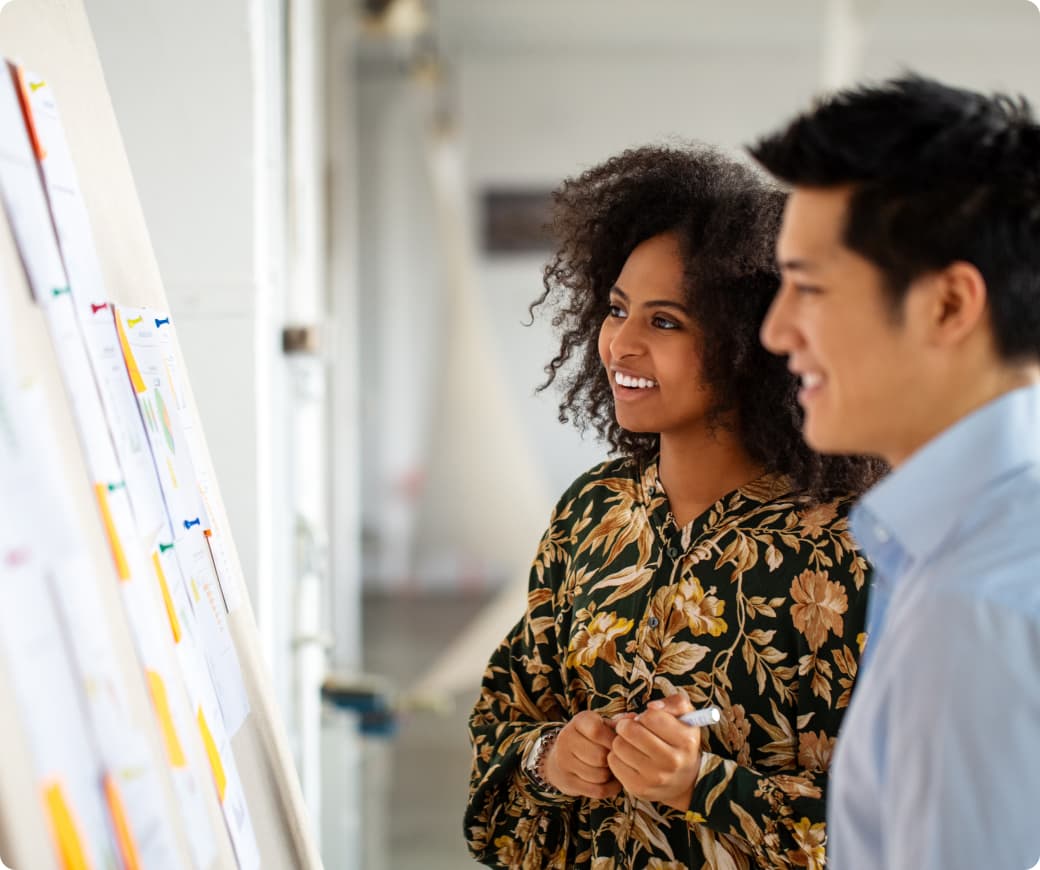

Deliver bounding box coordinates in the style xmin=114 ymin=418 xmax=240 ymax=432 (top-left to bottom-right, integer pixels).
xmin=761 ymin=283 xmax=795 ymax=356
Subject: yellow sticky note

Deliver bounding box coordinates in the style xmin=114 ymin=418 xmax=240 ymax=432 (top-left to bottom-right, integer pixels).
xmin=94 ymin=484 xmax=130 ymax=581
xmin=151 ymin=551 xmax=182 ymax=644
xmin=197 ymin=708 xmax=227 ymax=801
xmin=103 ymin=776 xmax=141 ymax=870
xmin=42 ymin=781 xmax=91 ymax=870
xmin=146 ymin=670 xmax=187 ymax=768
xmin=115 ymin=313 xmax=147 ymax=393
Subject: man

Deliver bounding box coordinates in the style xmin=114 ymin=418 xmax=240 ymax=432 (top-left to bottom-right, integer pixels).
xmin=749 ymin=75 xmax=1040 ymax=869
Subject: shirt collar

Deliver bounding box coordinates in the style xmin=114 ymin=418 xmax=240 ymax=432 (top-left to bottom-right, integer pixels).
xmin=852 ymin=383 xmax=1040 ymax=571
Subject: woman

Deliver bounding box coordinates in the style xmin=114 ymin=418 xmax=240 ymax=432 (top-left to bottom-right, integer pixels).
xmin=465 ymin=145 xmax=884 ymax=869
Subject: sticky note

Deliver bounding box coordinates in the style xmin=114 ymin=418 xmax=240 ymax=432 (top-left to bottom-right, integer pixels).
xmin=151 ymin=551 xmax=182 ymax=644
xmin=94 ymin=484 xmax=130 ymax=581
xmin=146 ymin=670 xmax=186 ymax=768
xmin=103 ymin=776 xmax=141 ymax=870
xmin=42 ymin=782 xmax=91 ymax=870
xmin=114 ymin=313 xmax=146 ymax=394
xmin=197 ymin=708 xmax=227 ymax=801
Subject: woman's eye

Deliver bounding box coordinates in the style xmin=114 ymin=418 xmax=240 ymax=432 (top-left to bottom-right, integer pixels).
xmin=608 ymin=304 xmax=626 ymax=318
xmin=652 ymin=315 xmax=679 ymax=329
xmin=794 ymin=284 xmax=822 ymax=296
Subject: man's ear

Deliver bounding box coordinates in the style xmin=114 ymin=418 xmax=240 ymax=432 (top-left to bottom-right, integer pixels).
xmin=922 ymin=261 xmax=989 ymax=347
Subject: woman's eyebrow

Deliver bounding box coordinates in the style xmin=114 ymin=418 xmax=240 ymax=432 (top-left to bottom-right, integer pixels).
xmin=610 ymin=285 xmax=688 ymax=312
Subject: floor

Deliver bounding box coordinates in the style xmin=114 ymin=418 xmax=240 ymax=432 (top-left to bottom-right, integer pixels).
xmin=361 ymin=591 xmax=493 ymax=870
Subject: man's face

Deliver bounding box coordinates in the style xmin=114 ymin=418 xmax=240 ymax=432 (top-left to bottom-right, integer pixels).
xmin=760 ymin=186 xmax=929 ymax=465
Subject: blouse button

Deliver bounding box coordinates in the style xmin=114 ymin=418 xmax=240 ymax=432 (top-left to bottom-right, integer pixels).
xmin=666 ymin=546 xmax=680 ymax=559
xmin=648 ymin=616 xmax=660 ymax=628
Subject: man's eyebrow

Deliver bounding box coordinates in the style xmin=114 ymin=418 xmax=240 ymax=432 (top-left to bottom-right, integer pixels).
xmin=609 ymin=285 xmax=689 ymax=312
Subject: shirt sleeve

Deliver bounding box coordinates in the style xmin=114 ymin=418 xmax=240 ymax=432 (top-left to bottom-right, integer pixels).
xmin=464 ymin=503 xmax=578 ymax=869
xmin=684 ymin=536 xmax=868 ymax=868
xmin=882 ymin=595 xmax=1040 ymax=870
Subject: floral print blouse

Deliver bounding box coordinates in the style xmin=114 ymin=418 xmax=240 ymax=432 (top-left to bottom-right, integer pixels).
xmin=465 ymin=457 xmax=869 ymax=869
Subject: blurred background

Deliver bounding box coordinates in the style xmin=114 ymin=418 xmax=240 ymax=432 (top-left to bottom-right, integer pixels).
xmin=79 ymin=0 xmax=1040 ymax=866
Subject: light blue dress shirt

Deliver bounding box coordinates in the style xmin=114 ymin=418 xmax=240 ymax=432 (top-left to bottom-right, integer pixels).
xmin=829 ymin=384 xmax=1040 ymax=870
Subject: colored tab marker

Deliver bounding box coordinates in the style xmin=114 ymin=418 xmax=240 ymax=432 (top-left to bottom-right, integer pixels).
xmin=115 ymin=312 xmax=147 ymax=393
xmin=42 ymin=781 xmax=90 ymax=870
xmin=51 ymin=286 xmax=70 ymax=298
xmin=152 ymin=550 xmax=182 ymax=644
xmin=13 ymin=67 xmax=47 ymax=160
xmin=197 ymin=708 xmax=228 ymax=801
xmin=146 ymin=670 xmax=187 ymax=768
xmin=158 ymin=542 xmax=175 ymax=554
xmin=154 ymin=317 xmax=170 ymax=328
xmin=127 ymin=316 xmax=143 ymax=328
xmin=95 ymin=483 xmax=131 ymax=581
xmin=106 ymin=481 xmax=126 ymax=492
xmin=184 ymin=517 xmax=200 ymax=531
xmin=29 ymin=78 xmax=46 ymax=93
xmin=103 ymin=776 xmax=142 ymax=870
xmin=91 ymin=302 xmax=108 ymax=314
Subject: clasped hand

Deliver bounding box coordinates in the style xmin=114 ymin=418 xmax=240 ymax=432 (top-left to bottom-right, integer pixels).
xmin=542 ymin=695 xmax=702 ymax=812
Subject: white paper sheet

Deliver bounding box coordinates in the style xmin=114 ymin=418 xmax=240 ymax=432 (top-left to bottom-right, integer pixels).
xmin=0 ymin=64 xmax=65 ymax=303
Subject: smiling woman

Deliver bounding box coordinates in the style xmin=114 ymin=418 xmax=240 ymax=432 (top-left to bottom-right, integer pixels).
xmin=464 ymin=144 xmax=886 ymax=869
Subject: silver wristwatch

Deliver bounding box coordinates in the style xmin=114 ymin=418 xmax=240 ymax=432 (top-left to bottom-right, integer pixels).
xmin=523 ymin=726 xmax=563 ymax=793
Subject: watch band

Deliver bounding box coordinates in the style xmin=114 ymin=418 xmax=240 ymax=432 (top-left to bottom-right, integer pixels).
xmin=524 ymin=725 xmax=564 ymax=794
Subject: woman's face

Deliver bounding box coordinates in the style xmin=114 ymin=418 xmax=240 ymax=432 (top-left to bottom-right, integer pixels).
xmin=598 ymin=232 xmax=713 ymax=439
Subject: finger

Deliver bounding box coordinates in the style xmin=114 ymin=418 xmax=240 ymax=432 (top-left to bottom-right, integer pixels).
xmin=579 ymin=778 xmax=623 ymax=801
xmin=606 ymin=748 xmax=645 ymax=788
xmin=565 ymin=760 xmax=616 ymax=786
xmin=568 ymin=736 xmax=611 ymax=769
xmin=647 ymin=695 xmax=694 ymax=716
xmin=638 ymin=709 xmax=702 ymax=750
xmin=571 ymin=711 xmax=618 ymax=750
xmin=614 ymin=716 xmax=687 ymax=763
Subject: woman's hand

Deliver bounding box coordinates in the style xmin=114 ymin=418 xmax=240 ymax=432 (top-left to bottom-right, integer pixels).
xmin=543 ymin=711 xmax=623 ymax=799
xmin=607 ymin=695 xmax=703 ymax=812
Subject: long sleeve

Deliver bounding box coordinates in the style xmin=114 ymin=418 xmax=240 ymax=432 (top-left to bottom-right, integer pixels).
xmin=684 ymin=546 xmax=868 ymax=869
xmin=464 ymin=503 xmax=578 ymax=869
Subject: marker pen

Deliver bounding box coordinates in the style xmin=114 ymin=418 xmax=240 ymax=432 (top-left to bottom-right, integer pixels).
xmin=679 ymin=707 xmax=721 ymax=728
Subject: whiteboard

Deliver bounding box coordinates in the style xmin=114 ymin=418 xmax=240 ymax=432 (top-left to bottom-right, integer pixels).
xmin=0 ymin=0 xmax=322 ymax=867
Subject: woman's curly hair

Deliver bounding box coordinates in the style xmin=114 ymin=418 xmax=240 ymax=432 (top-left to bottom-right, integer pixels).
xmin=531 ymin=143 xmax=886 ymax=500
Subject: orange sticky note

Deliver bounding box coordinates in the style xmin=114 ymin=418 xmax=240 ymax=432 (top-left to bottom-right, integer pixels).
xmin=103 ymin=776 xmax=141 ymax=870
xmin=42 ymin=781 xmax=91 ymax=870
xmin=151 ymin=551 xmax=182 ymax=644
xmin=94 ymin=485 xmax=130 ymax=581
xmin=115 ymin=313 xmax=147 ymax=393
xmin=146 ymin=670 xmax=187 ymax=768
xmin=197 ymin=708 xmax=227 ymax=801
xmin=12 ymin=66 xmax=47 ymax=161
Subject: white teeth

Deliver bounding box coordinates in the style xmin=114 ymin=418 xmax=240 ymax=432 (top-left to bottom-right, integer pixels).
xmin=802 ymin=372 xmax=823 ymax=389
xmin=614 ymin=372 xmax=658 ymax=389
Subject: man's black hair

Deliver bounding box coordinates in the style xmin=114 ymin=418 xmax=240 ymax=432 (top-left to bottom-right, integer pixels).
xmin=749 ymin=73 xmax=1040 ymax=361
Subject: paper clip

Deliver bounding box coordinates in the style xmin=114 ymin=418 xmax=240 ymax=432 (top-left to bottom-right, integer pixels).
xmin=127 ymin=316 xmax=143 ymax=328
xmin=91 ymin=302 xmax=109 ymax=314
xmin=158 ymin=542 xmax=175 ymax=554
xmin=155 ymin=317 xmax=170 ymax=328
xmin=184 ymin=517 xmax=201 ymax=530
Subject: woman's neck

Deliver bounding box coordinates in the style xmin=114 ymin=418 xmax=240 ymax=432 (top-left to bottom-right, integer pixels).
xmin=657 ymin=425 xmax=764 ymax=528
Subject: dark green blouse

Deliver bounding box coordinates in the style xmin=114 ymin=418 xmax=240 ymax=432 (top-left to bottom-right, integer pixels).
xmin=465 ymin=457 xmax=869 ymax=869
